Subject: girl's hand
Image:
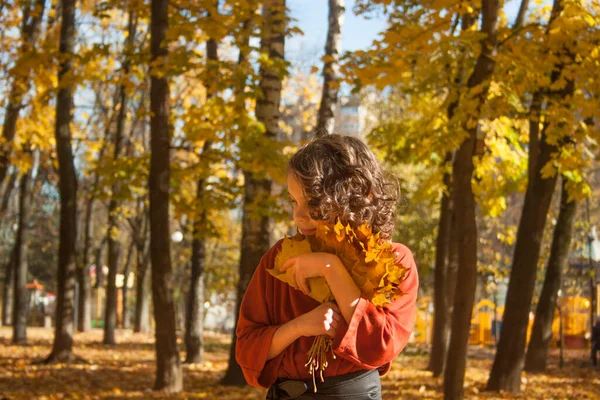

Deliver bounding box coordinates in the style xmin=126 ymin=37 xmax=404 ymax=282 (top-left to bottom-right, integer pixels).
xmin=280 ymin=252 xmax=341 ymax=295
xmin=295 ymin=302 xmax=341 ymax=338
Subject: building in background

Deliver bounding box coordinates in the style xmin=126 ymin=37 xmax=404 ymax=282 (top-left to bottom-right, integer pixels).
xmin=333 ymin=94 xmax=366 ymax=139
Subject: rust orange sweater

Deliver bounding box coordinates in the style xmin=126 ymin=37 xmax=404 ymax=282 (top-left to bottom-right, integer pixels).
xmin=235 ymin=239 xmax=419 ymax=389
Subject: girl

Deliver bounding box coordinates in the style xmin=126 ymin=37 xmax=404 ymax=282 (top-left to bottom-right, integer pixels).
xmin=236 ymin=134 xmax=419 ymax=399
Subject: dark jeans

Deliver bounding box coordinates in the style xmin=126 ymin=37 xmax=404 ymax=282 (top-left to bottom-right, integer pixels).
xmin=266 ymin=369 xmax=382 ymax=399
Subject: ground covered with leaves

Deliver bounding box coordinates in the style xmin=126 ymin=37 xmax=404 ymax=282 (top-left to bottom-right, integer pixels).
xmin=0 ymin=327 xmax=598 ymax=399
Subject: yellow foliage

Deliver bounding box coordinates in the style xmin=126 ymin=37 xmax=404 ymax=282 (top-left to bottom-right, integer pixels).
xmin=268 ymin=236 xmax=333 ymax=303
xmin=269 ymin=220 xmax=409 ymax=308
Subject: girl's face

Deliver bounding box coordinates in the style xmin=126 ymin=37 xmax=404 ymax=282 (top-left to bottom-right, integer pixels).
xmin=287 ymin=170 xmax=320 ymax=236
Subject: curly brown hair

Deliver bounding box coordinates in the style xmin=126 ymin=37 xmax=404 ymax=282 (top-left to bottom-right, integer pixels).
xmin=288 ymin=134 xmax=400 ymax=239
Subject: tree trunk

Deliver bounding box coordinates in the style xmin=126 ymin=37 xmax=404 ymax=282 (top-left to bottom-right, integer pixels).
xmin=0 ymin=168 xmax=18 ymax=224
xmin=428 ymin=152 xmax=453 ymax=376
xmin=486 ymin=0 xmax=572 ymax=391
xmin=149 ymin=0 xmax=182 ymax=392
xmin=134 ymin=213 xmax=151 ymax=334
xmin=46 ymin=0 xmax=78 ymax=364
xmin=2 ymin=247 xmax=16 ymax=326
xmin=94 ymin=242 xmax=106 ymax=289
xmin=185 ymin=20 xmax=218 ymax=363
xmin=443 ymin=126 xmax=478 ymax=400
xmin=0 ymin=0 xmax=46 ymax=185
xmin=222 ymin=0 xmax=286 ymax=385
xmin=486 ymin=138 xmax=559 ymax=390
xmin=103 ymin=227 xmax=120 ymax=344
xmin=447 ymin=211 xmax=459 ymax=321
xmin=222 ymin=173 xmax=273 ymax=386
xmin=77 ymin=196 xmax=94 ymax=332
xmin=104 ymin=9 xmax=137 ymax=344
xmin=80 ymin=87 xmax=111 ymax=329
xmin=524 ymin=177 xmax=577 ymax=372
xmin=443 ymin=1 xmax=500 ymax=398
xmin=12 ymin=155 xmax=34 ymax=344
xmin=185 ymin=209 xmax=206 ymax=364
xmin=428 ymin=11 xmax=477 ymax=373
xmin=134 ymin=242 xmax=150 ymax=334
xmin=527 ymin=91 xmax=543 ymax=187
xmin=514 ymin=0 xmax=530 ymax=30
xmin=315 ymin=0 xmax=344 ymax=136
xmin=122 ymin=238 xmax=135 ymax=329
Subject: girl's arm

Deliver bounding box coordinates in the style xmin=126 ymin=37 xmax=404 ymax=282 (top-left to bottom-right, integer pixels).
xmin=280 ymin=252 xmax=362 ymax=324
xmin=267 ymin=302 xmax=341 ymax=360
xmin=266 ymin=319 xmax=301 ymax=360
xmin=330 ymin=244 xmax=418 ymax=369
xmin=323 ymin=260 xmax=362 ymax=324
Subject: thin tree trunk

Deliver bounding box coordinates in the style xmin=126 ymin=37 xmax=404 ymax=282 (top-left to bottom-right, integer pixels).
xmin=428 ymin=152 xmax=453 ymax=376
xmin=104 ymin=9 xmax=137 ymax=345
xmin=447 ymin=212 xmax=459 ymax=320
xmin=150 ymin=0 xmax=182 ymax=391
xmin=134 ymin=240 xmax=151 ymax=333
xmin=103 ymin=233 xmax=120 ymax=343
xmin=514 ymin=0 xmax=529 ymax=30
xmin=524 ymin=177 xmax=577 ymax=372
xmin=121 ymin=238 xmax=135 ymax=329
xmin=527 ymin=91 xmax=543 ymax=187
xmin=486 ymin=0 xmax=573 ymax=391
xmin=222 ymin=0 xmax=286 ymax=385
xmin=315 ymin=0 xmax=344 ymax=136
xmin=2 ymin=247 xmax=16 ymax=327
xmin=443 ymin=125 xmax=478 ymax=400
xmin=94 ymin=243 xmax=105 ymax=288
xmin=443 ymin=1 xmax=500 ymax=398
xmin=134 ymin=205 xmax=150 ymax=334
xmin=0 ymin=168 xmax=17 ymax=223
xmin=0 ymin=0 xmax=46 ymax=185
xmin=77 ymin=195 xmax=94 ymax=332
xmin=185 ymin=204 xmax=206 ymax=363
xmin=46 ymin=0 xmax=78 ymax=364
xmin=12 ymin=152 xmax=34 ymax=344
xmin=185 ymin=15 xmax=219 ymax=362
xmin=428 ymin=11 xmax=477 ymax=374
xmin=81 ymin=89 xmax=112 ymax=330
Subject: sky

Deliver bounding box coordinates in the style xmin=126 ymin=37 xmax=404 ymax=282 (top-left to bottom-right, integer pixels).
xmin=285 ymin=0 xmax=526 ymax=66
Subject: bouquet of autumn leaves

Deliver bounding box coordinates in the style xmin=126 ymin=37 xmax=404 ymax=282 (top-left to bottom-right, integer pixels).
xmin=267 ymin=219 xmax=409 ymax=391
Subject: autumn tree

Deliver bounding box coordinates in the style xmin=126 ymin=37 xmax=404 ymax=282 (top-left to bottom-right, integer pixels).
xmin=104 ymin=7 xmax=138 ymax=346
xmin=222 ymin=0 xmax=288 ymax=385
xmin=524 ymin=177 xmax=577 ymax=372
xmin=487 ymin=0 xmax=592 ymax=390
xmin=428 ymin=11 xmax=478 ymax=377
xmin=182 ymin=0 xmax=221 ymax=365
xmin=78 ymin=101 xmax=109 ymax=332
xmin=0 ymin=0 xmax=46 ymax=186
xmin=46 ymin=0 xmax=78 ymax=364
xmin=441 ymin=2 xmax=501 ymax=399
xmin=130 ymin=198 xmax=151 ymax=333
xmin=149 ymin=0 xmax=182 ymax=391
xmin=12 ymin=148 xmax=36 ymax=344
xmin=315 ymin=0 xmax=344 ymax=136
xmin=0 ymin=1 xmax=47 ymax=333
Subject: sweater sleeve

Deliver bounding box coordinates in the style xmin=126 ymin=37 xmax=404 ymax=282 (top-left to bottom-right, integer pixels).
xmin=332 ymin=243 xmax=419 ymax=370
xmin=235 ymin=241 xmax=284 ymax=389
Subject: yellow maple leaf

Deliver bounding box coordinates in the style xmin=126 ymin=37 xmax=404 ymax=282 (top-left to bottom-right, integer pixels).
xmin=267 ymin=235 xmax=333 ymax=303
xmin=371 ymin=292 xmax=388 ymax=308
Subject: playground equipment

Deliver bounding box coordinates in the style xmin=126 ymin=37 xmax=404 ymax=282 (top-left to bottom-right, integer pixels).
xmin=412 ymin=296 xmax=592 ymax=349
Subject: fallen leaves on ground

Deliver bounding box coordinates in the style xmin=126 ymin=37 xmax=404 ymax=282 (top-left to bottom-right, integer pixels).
xmin=0 ymin=327 xmax=598 ymax=399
